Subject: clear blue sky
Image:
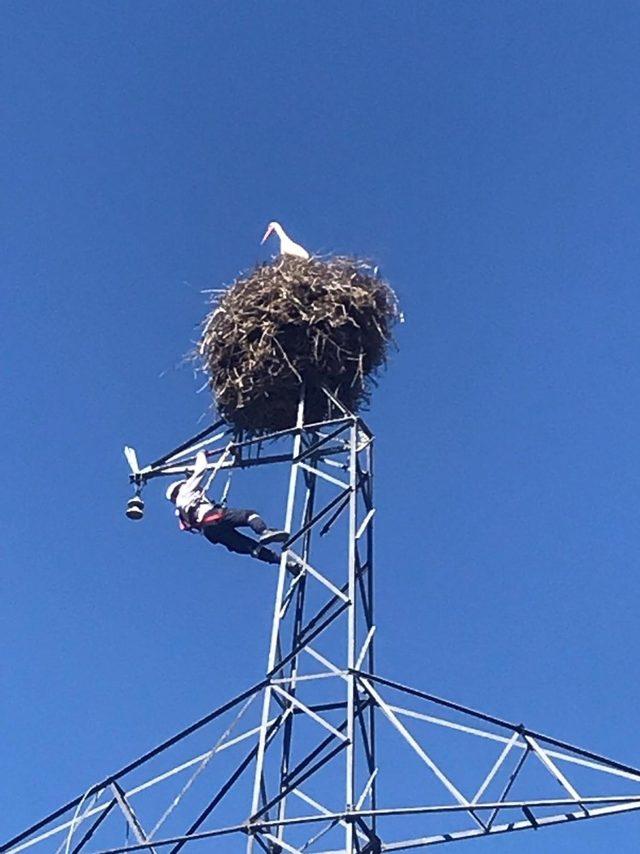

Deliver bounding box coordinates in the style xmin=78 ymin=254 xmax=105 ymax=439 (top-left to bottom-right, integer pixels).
xmin=3 ymin=2 xmax=640 ymax=851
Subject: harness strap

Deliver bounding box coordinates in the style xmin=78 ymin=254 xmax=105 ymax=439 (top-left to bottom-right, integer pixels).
xmin=201 ymin=509 xmax=225 ymax=526
xmin=178 ymin=505 xmax=225 ymax=531
xmin=176 ymin=443 xmax=233 ymax=532
xmin=204 ymin=442 xmax=234 ymax=492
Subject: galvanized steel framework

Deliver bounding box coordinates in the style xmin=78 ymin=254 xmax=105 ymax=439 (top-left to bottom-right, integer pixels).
xmin=5 ymin=390 xmax=640 ymax=854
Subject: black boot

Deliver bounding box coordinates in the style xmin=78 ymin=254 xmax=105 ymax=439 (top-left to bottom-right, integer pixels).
xmin=259 ymin=528 xmax=288 ymax=545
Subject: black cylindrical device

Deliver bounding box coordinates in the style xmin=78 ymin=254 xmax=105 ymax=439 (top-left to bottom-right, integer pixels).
xmin=126 ymin=494 xmax=145 ymax=521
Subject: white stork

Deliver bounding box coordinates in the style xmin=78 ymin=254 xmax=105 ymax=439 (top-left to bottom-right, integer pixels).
xmin=261 ymin=221 xmax=310 ymax=260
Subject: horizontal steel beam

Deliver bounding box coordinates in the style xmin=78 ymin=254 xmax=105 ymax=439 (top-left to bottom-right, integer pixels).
xmin=51 ymin=797 xmax=640 ymax=854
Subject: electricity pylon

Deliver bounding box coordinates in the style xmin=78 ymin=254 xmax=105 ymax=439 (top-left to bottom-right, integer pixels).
xmin=5 ymin=389 xmax=640 ymax=854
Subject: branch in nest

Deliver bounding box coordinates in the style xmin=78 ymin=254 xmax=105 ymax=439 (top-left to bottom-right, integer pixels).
xmin=197 ymin=255 xmax=400 ymax=433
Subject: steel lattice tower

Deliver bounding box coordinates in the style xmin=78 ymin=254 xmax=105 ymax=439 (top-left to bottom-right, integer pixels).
xmin=5 ymin=389 xmax=640 ymax=854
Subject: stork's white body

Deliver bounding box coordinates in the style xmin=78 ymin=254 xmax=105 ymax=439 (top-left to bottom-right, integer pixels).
xmin=261 ymin=221 xmax=310 ymax=259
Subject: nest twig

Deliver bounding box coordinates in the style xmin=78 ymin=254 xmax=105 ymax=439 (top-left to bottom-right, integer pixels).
xmin=198 ymin=255 xmax=400 ymax=432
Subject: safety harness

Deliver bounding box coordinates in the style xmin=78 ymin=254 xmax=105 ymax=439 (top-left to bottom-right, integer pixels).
xmin=176 ymin=442 xmax=235 ymax=533
xmin=177 ymin=498 xmax=225 ymax=533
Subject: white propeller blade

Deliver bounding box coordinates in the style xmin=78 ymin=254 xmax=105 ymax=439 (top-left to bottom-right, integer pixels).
xmin=124 ymin=446 xmax=140 ymax=475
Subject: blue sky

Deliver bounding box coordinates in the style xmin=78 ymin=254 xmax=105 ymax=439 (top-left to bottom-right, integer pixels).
xmin=3 ymin=1 xmax=640 ymax=851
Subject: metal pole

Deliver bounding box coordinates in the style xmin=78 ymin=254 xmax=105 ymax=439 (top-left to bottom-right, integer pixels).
xmin=247 ymin=389 xmax=306 ymax=852
xmin=275 ymin=462 xmax=317 ymax=838
xmin=345 ymin=418 xmax=358 ymax=852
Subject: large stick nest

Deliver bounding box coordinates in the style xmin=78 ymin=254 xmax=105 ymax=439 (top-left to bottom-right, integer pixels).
xmin=198 ymin=255 xmax=400 ymax=432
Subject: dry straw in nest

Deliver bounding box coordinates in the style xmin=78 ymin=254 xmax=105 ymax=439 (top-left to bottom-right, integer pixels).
xmin=198 ymin=255 xmax=400 ymax=432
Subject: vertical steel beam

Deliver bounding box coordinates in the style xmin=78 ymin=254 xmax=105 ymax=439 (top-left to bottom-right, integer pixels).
xmin=248 ymin=392 xmax=306 ymax=852
xmin=365 ymin=441 xmax=377 ymax=835
xmin=275 ymin=461 xmax=317 ymax=837
xmin=345 ymin=418 xmax=359 ymax=852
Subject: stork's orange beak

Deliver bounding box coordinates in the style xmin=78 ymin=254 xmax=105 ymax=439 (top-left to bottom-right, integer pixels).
xmin=260 ymin=224 xmax=273 ymax=245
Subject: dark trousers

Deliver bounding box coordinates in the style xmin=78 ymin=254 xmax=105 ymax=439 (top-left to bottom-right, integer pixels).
xmin=201 ymin=508 xmax=279 ymax=565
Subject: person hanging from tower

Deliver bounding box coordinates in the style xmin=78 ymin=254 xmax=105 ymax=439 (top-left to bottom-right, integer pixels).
xmin=165 ymin=450 xmax=291 ymax=567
